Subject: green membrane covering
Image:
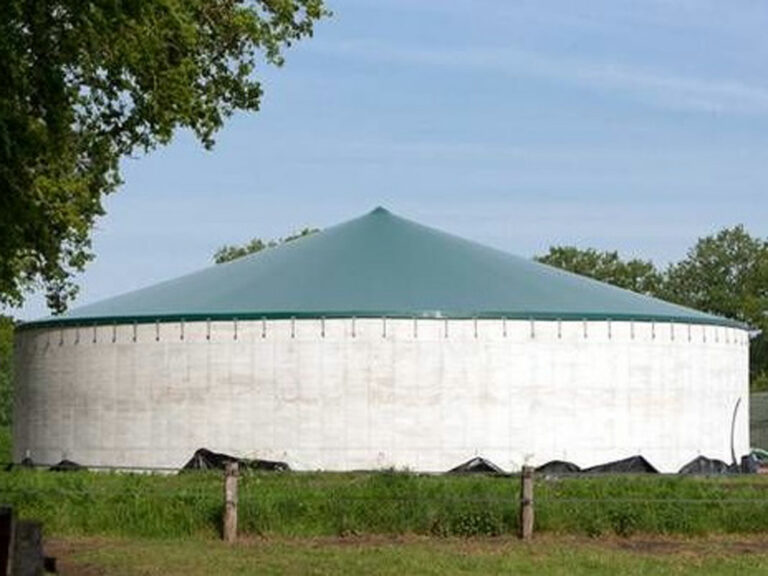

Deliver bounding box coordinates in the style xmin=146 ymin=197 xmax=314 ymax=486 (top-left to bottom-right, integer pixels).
xmin=23 ymin=207 xmax=743 ymax=328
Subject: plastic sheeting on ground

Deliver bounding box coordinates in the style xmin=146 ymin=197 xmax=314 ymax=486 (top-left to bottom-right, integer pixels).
xmin=447 ymin=457 xmax=505 ymax=474
xmin=740 ymin=454 xmax=760 ymax=474
xmin=536 ymin=460 xmax=581 ymax=474
xmin=582 ymin=455 xmax=658 ymax=474
xmin=49 ymin=459 xmax=83 ymax=472
xmin=181 ymin=448 xmax=289 ymax=472
xmin=678 ymin=456 xmax=730 ymax=475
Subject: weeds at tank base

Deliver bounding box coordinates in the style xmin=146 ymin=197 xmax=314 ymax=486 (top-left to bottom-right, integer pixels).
xmin=3 ymin=465 xmax=768 ymax=539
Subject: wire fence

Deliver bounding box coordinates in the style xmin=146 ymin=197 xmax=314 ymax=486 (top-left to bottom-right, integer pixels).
xmin=4 ymin=463 xmax=768 ymax=540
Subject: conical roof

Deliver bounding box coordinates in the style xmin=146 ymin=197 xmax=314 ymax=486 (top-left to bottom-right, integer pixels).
xmin=27 ymin=207 xmax=740 ymax=328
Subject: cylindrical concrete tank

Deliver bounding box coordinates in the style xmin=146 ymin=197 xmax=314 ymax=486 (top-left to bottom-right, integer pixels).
xmin=14 ymin=208 xmax=750 ymax=472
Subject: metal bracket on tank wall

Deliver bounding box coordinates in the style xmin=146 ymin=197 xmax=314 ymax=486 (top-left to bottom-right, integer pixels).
xmin=607 ymin=319 xmax=612 ymax=340
xmin=502 ymin=317 xmax=507 ymax=338
xmin=529 ymin=318 xmax=535 ymax=339
xmin=205 ymin=318 xmax=211 ymax=341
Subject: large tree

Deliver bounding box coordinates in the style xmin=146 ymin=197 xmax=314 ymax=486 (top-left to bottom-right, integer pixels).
xmin=535 ymin=246 xmax=664 ymax=296
xmin=0 ymin=0 xmax=327 ymax=312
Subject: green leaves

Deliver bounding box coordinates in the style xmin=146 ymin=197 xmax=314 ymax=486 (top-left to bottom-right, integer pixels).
xmin=662 ymin=226 xmax=768 ymax=329
xmin=0 ymin=0 xmax=328 ymax=312
xmin=535 ymin=246 xmax=663 ymax=296
xmin=0 ymin=316 xmax=13 ymax=427
xmin=213 ymin=227 xmax=319 ymax=264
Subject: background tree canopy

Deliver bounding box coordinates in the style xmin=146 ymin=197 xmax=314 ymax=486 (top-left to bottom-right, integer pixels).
xmin=213 ymin=227 xmax=319 ymax=264
xmin=0 ymin=0 xmax=328 ymax=313
xmin=535 ymin=247 xmax=663 ymax=296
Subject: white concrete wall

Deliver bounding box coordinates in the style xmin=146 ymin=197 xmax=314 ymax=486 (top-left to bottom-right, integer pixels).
xmin=13 ymin=318 xmax=750 ymax=472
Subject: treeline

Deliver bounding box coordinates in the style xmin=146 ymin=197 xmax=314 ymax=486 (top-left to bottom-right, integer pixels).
xmin=537 ymin=225 xmax=768 ymax=389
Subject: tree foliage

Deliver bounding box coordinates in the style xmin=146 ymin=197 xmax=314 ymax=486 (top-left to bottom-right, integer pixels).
xmin=535 ymin=246 xmax=663 ymax=295
xmin=0 ymin=317 xmax=13 ymax=427
xmin=213 ymin=227 xmax=319 ymax=264
xmin=0 ymin=0 xmax=328 ymax=312
xmin=660 ymin=226 xmax=768 ymax=328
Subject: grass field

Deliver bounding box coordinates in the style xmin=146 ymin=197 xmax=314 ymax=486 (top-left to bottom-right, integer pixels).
xmin=47 ymin=535 xmax=768 ymax=575
xmin=5 ymin=467 xmax=768 ymax=539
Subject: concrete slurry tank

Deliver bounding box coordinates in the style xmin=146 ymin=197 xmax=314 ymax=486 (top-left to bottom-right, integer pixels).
xmin=14 ymin=208 xmax=749 ymax=472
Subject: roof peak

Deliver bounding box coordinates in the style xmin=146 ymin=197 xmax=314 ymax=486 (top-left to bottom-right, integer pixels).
xmin=26 ymin=206 xmax=740 ymax=329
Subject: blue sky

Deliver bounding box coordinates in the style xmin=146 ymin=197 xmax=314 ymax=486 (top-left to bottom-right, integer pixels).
xmin=12 ymin=0 xmax=768 ymax=320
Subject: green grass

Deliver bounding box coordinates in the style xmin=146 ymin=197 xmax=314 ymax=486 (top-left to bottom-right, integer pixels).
xmin=52 ymin=535 xmax=768 ymax=575
xmin=5 ymin=469 xmax=768 ymax=539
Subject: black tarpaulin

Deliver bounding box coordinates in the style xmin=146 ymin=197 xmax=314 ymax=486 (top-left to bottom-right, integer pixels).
xmin=181 ymin=448 xmax=289 ymax=472
xmin=582 ymin=455 xmax=658 ymax=474
xmin=448 ymin=457 xmax=505 ymax=474
xmin=678 ymin=456 xmax=730 ymax=475
xmin=49 ymin=459 xmax=83 ymax=472
xmin=536 ymin=460 xmax=581 ymax=474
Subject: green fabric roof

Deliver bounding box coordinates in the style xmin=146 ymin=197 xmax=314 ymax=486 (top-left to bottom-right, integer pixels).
xmin=25 ymin=207 xmax=742 ymax=328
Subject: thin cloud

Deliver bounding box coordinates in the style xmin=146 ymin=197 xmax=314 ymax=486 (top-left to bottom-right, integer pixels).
xmin=313 ymin=39 xmax=768 ymax=115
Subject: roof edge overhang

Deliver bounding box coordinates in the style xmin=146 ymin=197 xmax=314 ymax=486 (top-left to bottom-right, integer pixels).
xmin=17 ymin=310 xmax=748 ymax=331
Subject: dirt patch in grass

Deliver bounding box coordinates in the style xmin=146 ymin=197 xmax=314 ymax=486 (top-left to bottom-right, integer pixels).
xmin=603 ymin=534 xmax=768 ymax=556
xmin=230 ymin=532 xmax=768 ymax=556
xmin=43 ymin=533 xmax=768 ymax=576
xmin=46 ymin=538 xmax=110 ymax=576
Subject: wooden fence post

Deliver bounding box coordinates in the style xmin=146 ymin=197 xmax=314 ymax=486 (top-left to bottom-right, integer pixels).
xmin=11 ymin=520 xmax=43 ymax=576
xmin=223 ymin=462 xmax=239 ymax=543
xmin=519 ymin=466 xmax=534 ymax=540
xmin=1 ymin=507 xmax=12 ymax=576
